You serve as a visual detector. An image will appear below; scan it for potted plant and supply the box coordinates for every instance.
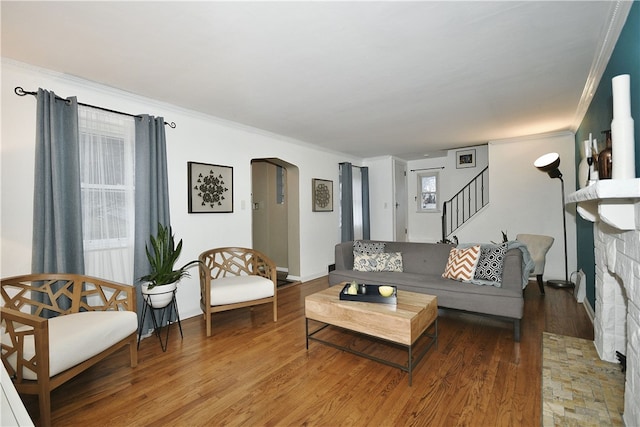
[139,223,200,308]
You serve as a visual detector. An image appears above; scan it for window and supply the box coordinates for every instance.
[78,106,135,283]
[351,166,364,239]
[417,172,439,212]
[276,165,285,204]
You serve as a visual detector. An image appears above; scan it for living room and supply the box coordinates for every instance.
[1,1,639,426]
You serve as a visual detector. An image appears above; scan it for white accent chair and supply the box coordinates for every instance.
[1,274,138,427]
[198,247,277,337]
[516,234,555,295]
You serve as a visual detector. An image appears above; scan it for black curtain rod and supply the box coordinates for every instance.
[14,86,176,128]
[410,166,445,172]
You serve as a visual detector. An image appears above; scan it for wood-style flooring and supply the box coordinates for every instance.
[21,276,593,426]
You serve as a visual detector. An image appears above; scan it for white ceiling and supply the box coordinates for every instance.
[1,1,630,160]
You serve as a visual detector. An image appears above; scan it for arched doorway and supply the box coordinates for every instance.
[251,158,301,282]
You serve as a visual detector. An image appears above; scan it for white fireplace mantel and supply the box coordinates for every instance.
[567,178,640,426]
[566,178,640,230]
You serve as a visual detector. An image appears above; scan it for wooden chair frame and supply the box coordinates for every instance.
[199,247,277,337]
[1,274,137,427]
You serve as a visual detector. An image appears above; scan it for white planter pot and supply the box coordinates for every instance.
[141,282,177,308]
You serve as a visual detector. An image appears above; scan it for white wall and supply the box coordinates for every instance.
[407,145,490,242]
[0,59,358,319]
[363,156,395,241]
[455,132,577,281]
[395,133,576,282]
[0,59,579,316]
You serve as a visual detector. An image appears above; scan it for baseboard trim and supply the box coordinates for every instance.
[583,298,595,324]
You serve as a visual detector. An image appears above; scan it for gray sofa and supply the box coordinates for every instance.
[328,240,531,341]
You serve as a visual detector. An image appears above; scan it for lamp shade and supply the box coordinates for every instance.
[534,152,562,178]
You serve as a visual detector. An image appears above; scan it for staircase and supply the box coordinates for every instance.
[441,166,489,242]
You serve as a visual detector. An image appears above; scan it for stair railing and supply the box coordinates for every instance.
[441,166,489,242]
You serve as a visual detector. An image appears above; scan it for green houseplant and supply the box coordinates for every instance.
[139,223,200,308]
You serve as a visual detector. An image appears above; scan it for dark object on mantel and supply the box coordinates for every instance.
[616,351,626,373]
[598,130,613,179]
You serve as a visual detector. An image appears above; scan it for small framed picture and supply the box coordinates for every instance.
[312,179,333,212]
[188,162,233,213]
[456,149,476,169]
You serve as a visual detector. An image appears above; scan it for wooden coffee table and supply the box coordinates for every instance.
[305,284,437,385]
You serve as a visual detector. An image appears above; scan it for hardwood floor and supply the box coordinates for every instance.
[22,277,593,426]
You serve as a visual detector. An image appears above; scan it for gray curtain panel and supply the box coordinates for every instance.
[339,162,371,242]
[31,89,85,315]
[133,114,172,334]
[361,166,370,240]
[339,162,354,242]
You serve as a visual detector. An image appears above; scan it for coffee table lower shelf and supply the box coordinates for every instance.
[305,318,437,386]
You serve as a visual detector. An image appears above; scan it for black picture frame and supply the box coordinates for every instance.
[312,178,333,212]
[188,162,233,213]
[456,149,476,169]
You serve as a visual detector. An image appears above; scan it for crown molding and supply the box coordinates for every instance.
[571,0,634,132]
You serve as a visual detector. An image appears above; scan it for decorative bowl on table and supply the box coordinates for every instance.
[378,285,395,297]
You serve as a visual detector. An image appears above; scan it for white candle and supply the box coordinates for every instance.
[611,74,635,179]
[591,139,599,180]
[584,140,590,159]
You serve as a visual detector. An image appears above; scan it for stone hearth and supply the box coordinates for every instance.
[568,179,640,426]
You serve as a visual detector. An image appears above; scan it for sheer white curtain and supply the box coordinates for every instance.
[78,106,135,284]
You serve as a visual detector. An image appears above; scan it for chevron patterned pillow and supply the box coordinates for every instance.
[442,245,481,282]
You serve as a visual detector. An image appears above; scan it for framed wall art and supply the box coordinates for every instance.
[456,149,476,169]
[312,178,333,212]
[188,162,233,213]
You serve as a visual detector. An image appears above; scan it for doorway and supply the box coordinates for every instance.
[251,158,301,282]
[394,159,408,241]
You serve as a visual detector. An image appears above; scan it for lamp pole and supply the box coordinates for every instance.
[533,152,574,288]
[548,174,573,288]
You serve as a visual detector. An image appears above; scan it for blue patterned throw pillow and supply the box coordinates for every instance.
[474,243,508,282]
[353,240,386,255]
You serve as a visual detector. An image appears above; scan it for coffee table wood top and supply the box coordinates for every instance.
[305,284,437,346]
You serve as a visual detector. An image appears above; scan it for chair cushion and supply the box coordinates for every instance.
[3,311,137,380]
[210,275,274,306]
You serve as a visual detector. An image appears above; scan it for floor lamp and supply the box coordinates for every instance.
[534,152,574,288]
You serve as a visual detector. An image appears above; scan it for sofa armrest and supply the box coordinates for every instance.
[335,241,354,270]
[501,248,525,292]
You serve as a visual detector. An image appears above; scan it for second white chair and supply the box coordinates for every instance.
[516,234,554,295]
[198,247,278,336]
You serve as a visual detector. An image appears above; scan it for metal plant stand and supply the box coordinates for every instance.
[137,288,183,352]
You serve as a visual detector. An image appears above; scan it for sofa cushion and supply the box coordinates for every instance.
[209,275,274,305]
[384,241,453,276]
[474,243,508,282]
[353,240,386,255]
[3,311,137,380]
[354,252,403,272]
[442,245,481,281]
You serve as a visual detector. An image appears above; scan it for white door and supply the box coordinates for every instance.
[394,160,408,241]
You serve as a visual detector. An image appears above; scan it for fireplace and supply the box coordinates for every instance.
[568,179,640,426]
